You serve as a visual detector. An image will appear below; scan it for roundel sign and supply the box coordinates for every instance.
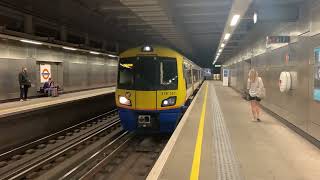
[40,64,51,83]
[279,71,291,93]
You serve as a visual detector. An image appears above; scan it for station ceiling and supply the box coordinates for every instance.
[0,0,306,67]
[77,0,233,67]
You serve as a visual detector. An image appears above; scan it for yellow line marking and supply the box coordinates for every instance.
[190,83,208,180]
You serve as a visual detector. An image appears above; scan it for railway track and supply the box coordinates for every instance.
[0,109,122,180]
[60,134,170,180]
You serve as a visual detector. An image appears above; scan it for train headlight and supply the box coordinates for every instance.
[119,96,131,106]
[141,45,153,52]
[161,96,176,107]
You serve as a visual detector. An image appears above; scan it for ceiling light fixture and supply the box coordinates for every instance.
[20,39,42,45]
[230,14,240,26]
[221,43,225,48]
[62,46,77,51]
[224,33,231,40]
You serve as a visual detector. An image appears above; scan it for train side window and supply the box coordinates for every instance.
[183,63,187,87]
[159,59,178,90]
[186,67,192,89]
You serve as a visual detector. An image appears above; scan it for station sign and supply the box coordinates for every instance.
[40,64,51,83]
[266,36,290,44]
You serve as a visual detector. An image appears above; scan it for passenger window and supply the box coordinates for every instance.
[159,59,178,90]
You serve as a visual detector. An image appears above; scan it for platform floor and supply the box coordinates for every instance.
[0,87,115,118]
[148,81,320,180]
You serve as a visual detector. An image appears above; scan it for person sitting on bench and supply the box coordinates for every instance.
[43,78,55,96]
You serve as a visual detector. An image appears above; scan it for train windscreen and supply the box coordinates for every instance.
[118,57,178,90]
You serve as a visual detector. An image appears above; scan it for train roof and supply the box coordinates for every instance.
[120,45,201,69]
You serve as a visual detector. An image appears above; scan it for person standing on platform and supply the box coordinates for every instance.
[247,69,265,122]
[18,67,31,101]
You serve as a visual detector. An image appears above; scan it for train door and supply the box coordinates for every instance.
[36,61,63,90]
[134,56,158,110]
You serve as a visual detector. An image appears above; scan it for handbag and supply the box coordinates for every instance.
[257,78,266,99]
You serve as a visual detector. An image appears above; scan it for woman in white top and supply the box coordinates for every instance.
[247,69,264,122]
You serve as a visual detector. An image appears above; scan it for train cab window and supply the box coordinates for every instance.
[118,58,135,89]
[159,59,178,90]
[135,56,159,91]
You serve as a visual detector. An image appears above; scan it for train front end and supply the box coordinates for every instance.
[115,46,186,133]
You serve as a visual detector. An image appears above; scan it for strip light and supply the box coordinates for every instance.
[62,46,77,51]
[90,51,100,55]
[224,33,231,40]
[221,43,225,48]
[20,39,42,45]
[108,54,117,58]
[230,15,240,26]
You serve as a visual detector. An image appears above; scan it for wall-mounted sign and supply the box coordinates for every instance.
[279,72,292,93]
[223,69,229,86]
[314,48,320,101]
[285,53,290,64]
[266,36,290,44]
[40,64,51,83]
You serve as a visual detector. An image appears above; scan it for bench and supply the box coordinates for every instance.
[37,87,63,97]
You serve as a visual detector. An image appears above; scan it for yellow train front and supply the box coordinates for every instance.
[115,45,202,133]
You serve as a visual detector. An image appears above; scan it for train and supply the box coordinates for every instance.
[115,45,204,133]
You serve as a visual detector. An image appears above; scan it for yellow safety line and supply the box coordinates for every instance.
[190,83,208,180]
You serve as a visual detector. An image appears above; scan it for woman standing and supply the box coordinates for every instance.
[247,69,264,122]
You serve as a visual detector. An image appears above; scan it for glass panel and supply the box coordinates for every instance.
[118,56,178,91]
[159,59,178,90]
[118,58,135,89]
[135,56,159,91]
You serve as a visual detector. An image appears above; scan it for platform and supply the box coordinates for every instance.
[0,87,115,118]
[148,81,320,180]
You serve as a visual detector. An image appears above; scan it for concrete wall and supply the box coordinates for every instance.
[0,38,118,101]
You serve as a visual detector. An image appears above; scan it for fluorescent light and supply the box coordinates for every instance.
[224,33,231,40]
[62,46,77,51]
[218,49,222,53]
[221,43,225,48]
[230,14,240,26]
[20,39,42,45]
[90,51,100,55]
[108,54,117,58]
[253,12,258,24]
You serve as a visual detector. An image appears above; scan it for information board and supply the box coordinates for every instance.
[314,48,320,101]
[223,69,229,86]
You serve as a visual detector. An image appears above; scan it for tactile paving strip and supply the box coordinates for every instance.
[211,84,243,180]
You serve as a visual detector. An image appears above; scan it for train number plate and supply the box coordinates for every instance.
[138,115,151,124]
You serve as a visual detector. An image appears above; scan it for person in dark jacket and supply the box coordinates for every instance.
[43,78,55,96]
[18,67,31,101]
